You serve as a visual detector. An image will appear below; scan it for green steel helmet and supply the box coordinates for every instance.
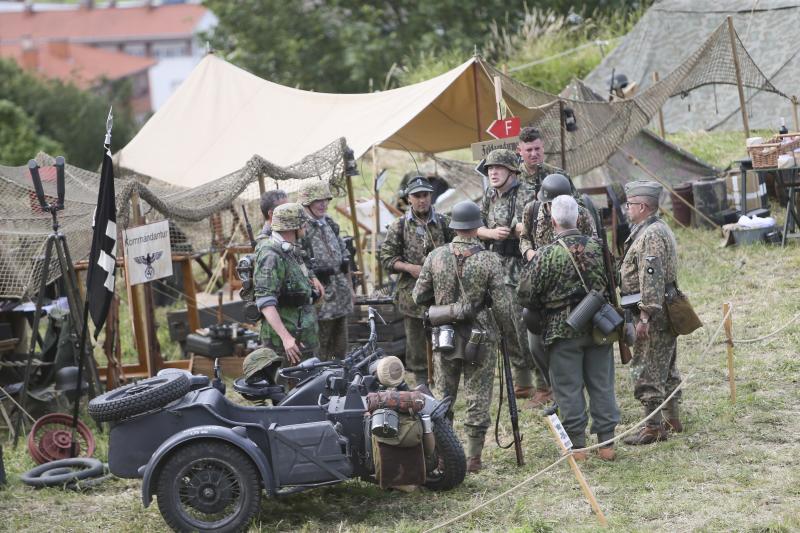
[485,149,520,173]
[449,200,483,230]
[242,347,282,384]
[298,181,333,206]
[271,202,307,231]
[537,173,572,203]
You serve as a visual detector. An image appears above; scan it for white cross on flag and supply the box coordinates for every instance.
[86,147,117,333]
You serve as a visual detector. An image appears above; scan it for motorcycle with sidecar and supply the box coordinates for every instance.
[89,308,466,533]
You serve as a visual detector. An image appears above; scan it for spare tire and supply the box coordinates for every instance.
[21,458,105,488]
[88,373,191,422]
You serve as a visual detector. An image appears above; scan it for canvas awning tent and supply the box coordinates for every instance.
[584,0,800,132]
[116,54,545,187]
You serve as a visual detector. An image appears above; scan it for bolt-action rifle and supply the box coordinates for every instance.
[241,205,256,249]
[494,314,524,466]
[596,210,632,364]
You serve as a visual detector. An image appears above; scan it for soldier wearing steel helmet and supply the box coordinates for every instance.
[517,126,572,193]
[297,180,354,360]
[380,176,453,386]
[518,173,597,407]
[476,148,540,401]
[412,200,516,474]
[253,202,321,364]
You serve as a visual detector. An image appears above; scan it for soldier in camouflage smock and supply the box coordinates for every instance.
[254,203,319,364]
[477,149,540,399]
[517,195,619,459]
[413,201,516,473]
[519,174,596,261]
[619,181,682,445]
[298,181,354,360]
[380,177,453,385]
[517,126,571,193]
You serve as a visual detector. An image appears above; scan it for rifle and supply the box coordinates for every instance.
[494,313,524,466]
[594,206,633,365]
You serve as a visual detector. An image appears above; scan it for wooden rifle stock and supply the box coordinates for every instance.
[499,333,524,466]
[597,216,632,364]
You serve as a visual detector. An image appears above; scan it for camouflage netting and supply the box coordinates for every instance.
[0,138,347,300]
[480,19,786,176]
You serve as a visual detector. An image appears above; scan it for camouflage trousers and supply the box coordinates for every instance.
[403,316,429,383]
[630,312,681,405]
[433,347,497,458]
[317,316,348,361]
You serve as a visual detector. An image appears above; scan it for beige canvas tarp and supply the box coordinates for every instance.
[116,54,542,187]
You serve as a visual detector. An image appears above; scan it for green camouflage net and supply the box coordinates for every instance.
[0,138,347,300]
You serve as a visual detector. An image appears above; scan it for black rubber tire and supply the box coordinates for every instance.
[156,440,261,533]
[21,458,104,487]
[424,419,466,491]
[88,373,191,422]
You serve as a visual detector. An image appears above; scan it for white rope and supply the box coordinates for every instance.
[732,312,800,344]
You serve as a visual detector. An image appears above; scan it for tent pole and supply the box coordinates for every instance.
[653,71,666,138]
[559,99,567,171]
[472,61,483,141]
[727,16,750,139]
[346,172,368,294]
[792,96,799,131]
[257,175,265,196]
[371,145,381,288]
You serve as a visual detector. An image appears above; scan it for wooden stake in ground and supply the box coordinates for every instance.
[723,302,736,403]
[653,71,666,138]
[544,413,608,526]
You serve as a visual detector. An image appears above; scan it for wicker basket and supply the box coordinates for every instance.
[748,132,800,169]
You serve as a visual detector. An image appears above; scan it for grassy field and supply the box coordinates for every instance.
[2,200,799,532]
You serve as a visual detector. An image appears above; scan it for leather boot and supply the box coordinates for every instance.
[624,403,668,445]
[663,399,683,433]
[571,449,588,461]
[596,446,616,461]
[514,385,535,399]
[466,455,482,473]
[527,387,553,408]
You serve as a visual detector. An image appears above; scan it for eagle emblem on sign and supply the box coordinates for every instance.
[134,251,163,280]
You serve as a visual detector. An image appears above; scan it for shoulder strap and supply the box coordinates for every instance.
[557,238,589,292]
[448,243,474,303]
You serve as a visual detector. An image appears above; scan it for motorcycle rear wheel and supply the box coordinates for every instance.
[156,440,261,533]
[424,419,466,491]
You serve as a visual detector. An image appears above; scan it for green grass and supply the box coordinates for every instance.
[666,130,776,170]
[2,200,800,532]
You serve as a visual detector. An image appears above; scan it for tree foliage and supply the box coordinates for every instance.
[0,99,64,166]
[203,0,647,93]
[0,59,138,169]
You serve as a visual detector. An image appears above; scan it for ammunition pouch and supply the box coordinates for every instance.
[278,290,311,307]
[490,238,522,258]
[426,302,475,326]
[313,266,336,285]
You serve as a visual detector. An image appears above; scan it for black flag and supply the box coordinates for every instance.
[86,146,117,333]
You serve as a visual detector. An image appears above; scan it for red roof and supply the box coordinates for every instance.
[0,4,208,44]
[0,41,156,89]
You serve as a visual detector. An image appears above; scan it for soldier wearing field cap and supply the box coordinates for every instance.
[477,148,543,402]
[381,176,453,386]
[297,180,354,360]
[619,180,682,445]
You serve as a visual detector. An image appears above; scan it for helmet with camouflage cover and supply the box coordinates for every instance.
[242,347,282,384]
[298,181,333,206]
[271,202,306,231]
[537,173,572,203]
[485,149,520,173]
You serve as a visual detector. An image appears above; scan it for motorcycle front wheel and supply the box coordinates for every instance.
[424,419,466,491]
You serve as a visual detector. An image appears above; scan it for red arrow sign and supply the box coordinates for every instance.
[486,117,521,140]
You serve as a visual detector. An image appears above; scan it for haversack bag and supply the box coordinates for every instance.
[664,289,702,336]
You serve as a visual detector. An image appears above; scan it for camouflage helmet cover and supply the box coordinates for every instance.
[242,347,282,383]
[271,202,307,231]
[298,181,333,206]
[485,149,520,173]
